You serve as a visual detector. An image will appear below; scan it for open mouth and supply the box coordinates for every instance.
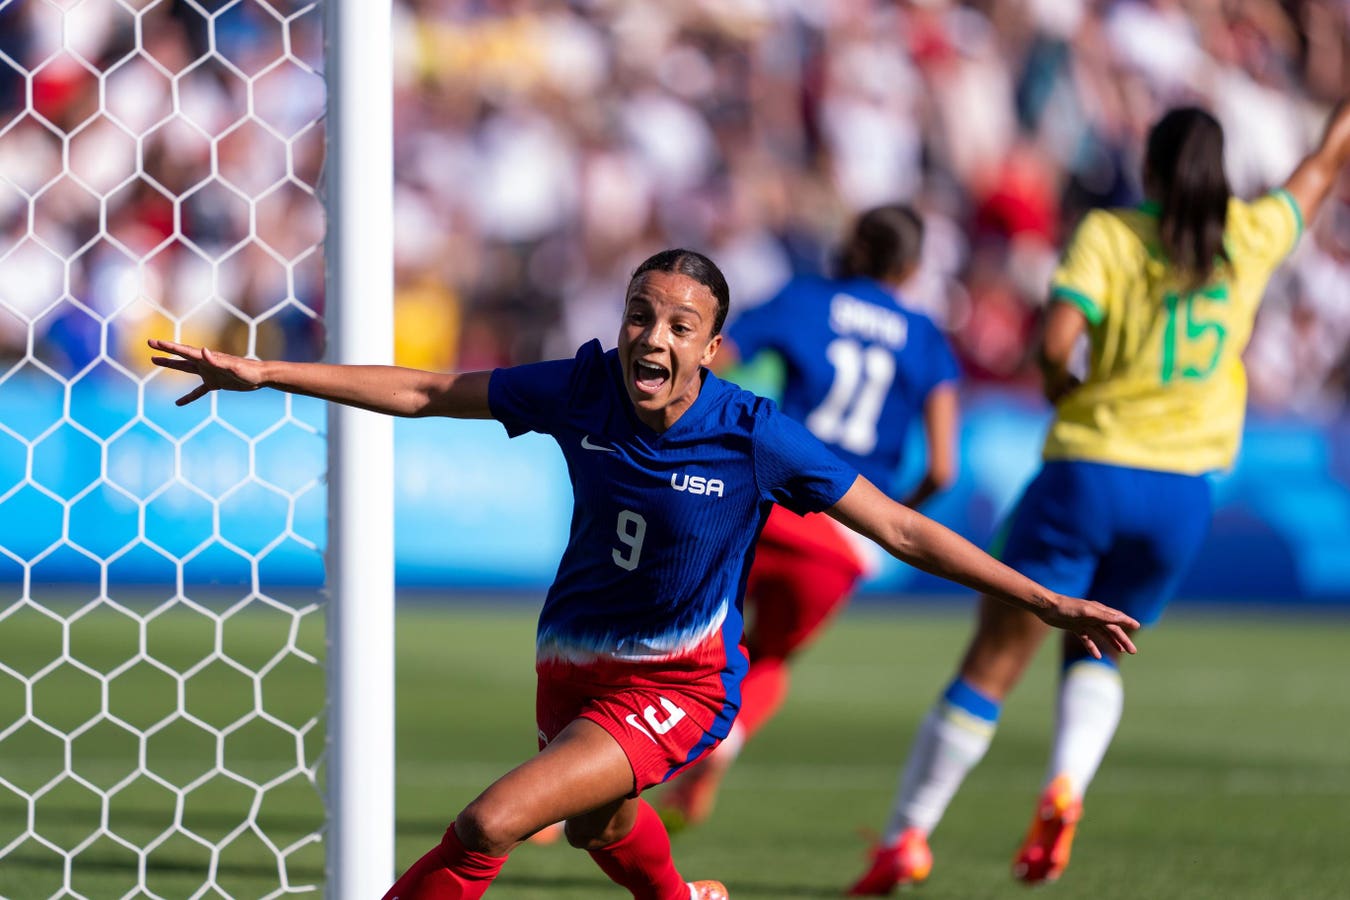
[633,359,670,394]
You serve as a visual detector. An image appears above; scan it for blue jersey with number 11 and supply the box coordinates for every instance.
[488,340,857,668]
[728,276,958,492]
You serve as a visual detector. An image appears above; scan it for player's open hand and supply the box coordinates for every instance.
[1038,595,1140,659]
[148,339,265,406]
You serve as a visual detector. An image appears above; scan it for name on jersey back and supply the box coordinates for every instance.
[829,293,908,349]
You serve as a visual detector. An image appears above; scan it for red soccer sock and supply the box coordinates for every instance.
[382,823,507,900]
[734,657,788,739]
[587,800,688,900]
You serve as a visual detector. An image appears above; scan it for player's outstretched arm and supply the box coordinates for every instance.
[1283,98,1350,225]
[147,338,494,419]
[900,382,958,510]
[826,476,1139,658]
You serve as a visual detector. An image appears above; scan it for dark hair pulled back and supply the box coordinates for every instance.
[1146,107,1231,287]
[836,204,925,282]
[629,248,731,335]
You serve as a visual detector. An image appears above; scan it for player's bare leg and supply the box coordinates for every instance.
[385,719,657,899]
[848,596,1050,894]
[388,718,726,897]
[956,594,1052,700]
[561,763,722,899]
[483,719,720,899]
[456,718,636,856]
[559,792,690,898]
[1012,633,1124,884]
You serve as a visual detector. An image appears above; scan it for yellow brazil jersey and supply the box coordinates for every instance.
[1044,190,1303,474]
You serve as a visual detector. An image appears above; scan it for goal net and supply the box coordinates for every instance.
[0,2,335,897]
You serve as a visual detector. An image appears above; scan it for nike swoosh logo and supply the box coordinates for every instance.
[624,713,658,744]
[581,435,617,452]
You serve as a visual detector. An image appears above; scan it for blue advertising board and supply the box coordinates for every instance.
[1,373,1347,604]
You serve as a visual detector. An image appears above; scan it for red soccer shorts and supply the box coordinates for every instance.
[744,505,867,660]
[536,634,737,794]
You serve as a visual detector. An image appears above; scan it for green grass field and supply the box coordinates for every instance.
[2,600,1348,899]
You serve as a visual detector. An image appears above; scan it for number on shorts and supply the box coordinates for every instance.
[805,338,895,454]
[612,509,646,571]
[644,697,686,734]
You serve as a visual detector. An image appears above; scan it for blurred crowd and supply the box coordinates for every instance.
[0,0,1347,416]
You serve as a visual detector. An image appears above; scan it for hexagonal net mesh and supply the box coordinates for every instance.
[0,2,328,897]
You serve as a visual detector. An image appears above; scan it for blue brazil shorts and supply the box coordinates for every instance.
[994,460,1212,626]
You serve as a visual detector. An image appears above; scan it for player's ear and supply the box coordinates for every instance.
[700,333,723,368]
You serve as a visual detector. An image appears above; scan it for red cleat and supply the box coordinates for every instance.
[1012,775,1082,884]
[687,879,729,899]
[657,755,727,834]
[845,827,932,895]
[527,821,564,845]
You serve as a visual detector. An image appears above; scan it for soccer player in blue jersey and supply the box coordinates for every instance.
[847,100,1350,895]
[150,249,1139,900]
[658,205,961,830]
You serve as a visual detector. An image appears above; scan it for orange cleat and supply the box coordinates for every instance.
[1012,775,1082,884]
[527,821,565,845]
[687,879,729,899]
[657,756,726,834]
[845,827,932,895]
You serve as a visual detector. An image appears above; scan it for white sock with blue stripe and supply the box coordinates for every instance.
[882,677,1000,844]
[1048,658,1123,796]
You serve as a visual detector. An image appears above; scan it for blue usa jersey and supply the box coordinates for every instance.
[488,340,857,667]
[728,275,959,492]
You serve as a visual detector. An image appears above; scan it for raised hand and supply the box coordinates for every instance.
[148,339,266,406]
[1037,595,1140,659]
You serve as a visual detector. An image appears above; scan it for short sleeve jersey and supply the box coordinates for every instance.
[488,340,858,667]
[727,275,959,492]
[1045,190,1303,474]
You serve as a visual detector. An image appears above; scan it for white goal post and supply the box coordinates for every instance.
[0,1,395,897]
[323,0,396,897]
